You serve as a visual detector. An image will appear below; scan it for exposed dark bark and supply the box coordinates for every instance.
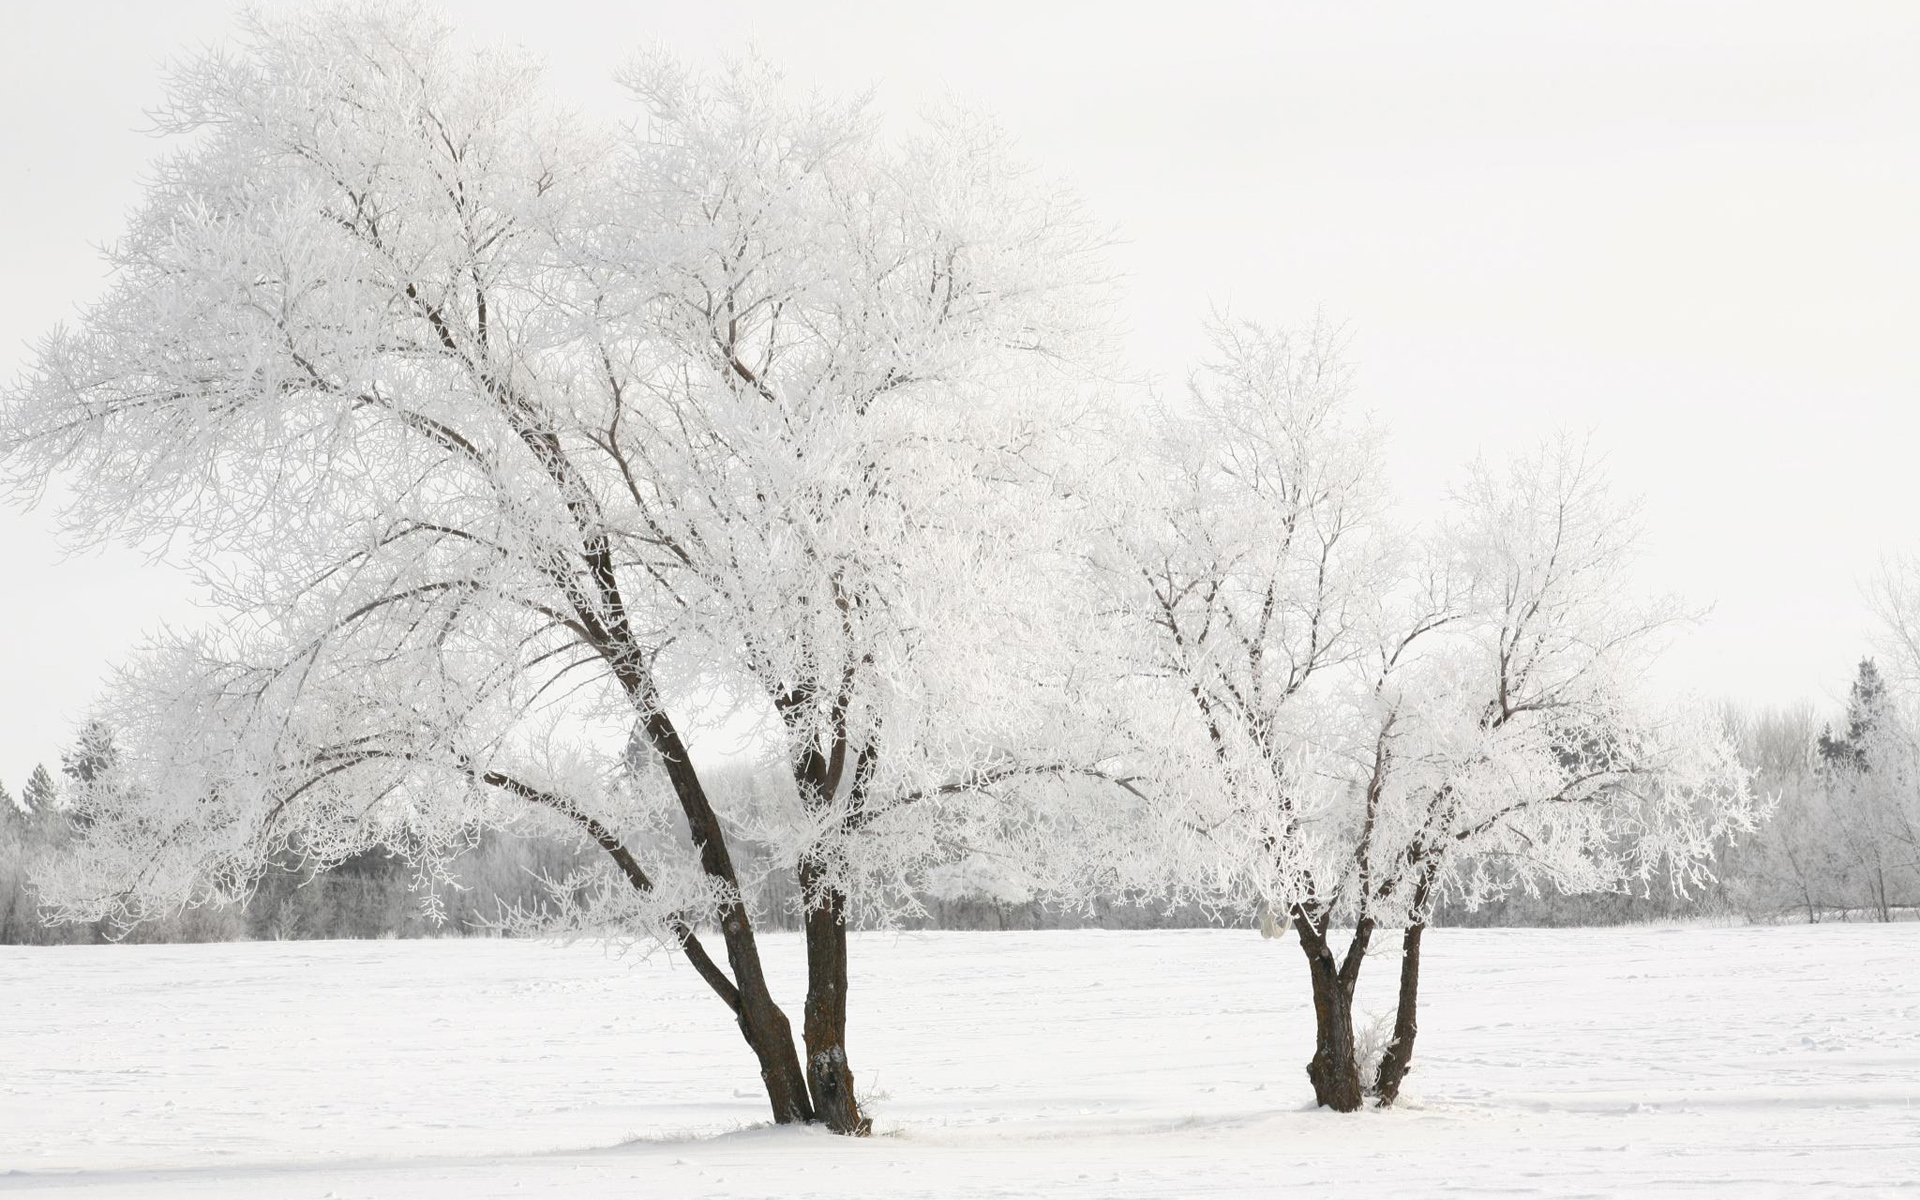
[479,758,815,1126]
[1373,920,1425,1107]
[785,703,872,1136]
[725,928,816,1126]
[495,351,822,1127]
[1293,908,1366,1112]
[1375,869,1435,1108]
[641,706,814,1126]
[799,857,871,1135]
[307,200,836,1132]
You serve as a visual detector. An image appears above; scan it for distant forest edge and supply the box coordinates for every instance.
[6,657,1914,944]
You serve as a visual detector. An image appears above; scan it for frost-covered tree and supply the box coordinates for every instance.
[1721,668,1920,925]
[1087,314,1393,1106]
[1865,561,1920,903]
[1304,442,1756,1107]
[1,7,1109,1133]
[1089,314,1388,891]
[1811,657,1920,919]
[1095,325,1756,1111]
[1869,555,1920,696]
[1817,660,1892,774]
[0,778,25,941]
[1722,704,1839,922]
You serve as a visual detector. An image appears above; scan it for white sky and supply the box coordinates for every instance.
[2,1,1917,785]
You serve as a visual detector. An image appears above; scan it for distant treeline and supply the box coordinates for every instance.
[5,660,1915,944]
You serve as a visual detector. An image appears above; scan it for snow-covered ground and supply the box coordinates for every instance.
[3,925,1917,1198]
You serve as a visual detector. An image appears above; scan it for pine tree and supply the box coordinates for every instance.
[1812,658,1914,920]
[60,722,118,787]
[1818,658,1890,773]
[22,765,59,822]
[59,724,117,829]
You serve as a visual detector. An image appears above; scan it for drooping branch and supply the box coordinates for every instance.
[477,767,741,1014]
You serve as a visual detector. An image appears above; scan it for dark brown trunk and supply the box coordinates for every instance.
[1294,911,1364,1112]
[723,917,815,1125]
[781,711,874,1135]
[486,759,813,1126]
[517,390,821,1130]
[1373,920,1425,1107]
[636,705,815,1126]
[799,859,870,1135]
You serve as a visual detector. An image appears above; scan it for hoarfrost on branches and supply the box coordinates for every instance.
[1070,317,1757,1109]
[2,6,1118,1133]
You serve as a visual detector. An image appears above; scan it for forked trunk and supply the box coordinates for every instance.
[785,721,874,1135]
[719,906,816,1126]
[800,862,871,1135]
[1373,920,1425,1107]
[541,451,838,1130]
[1294,913,1365,1112]
[630,702,819,1127]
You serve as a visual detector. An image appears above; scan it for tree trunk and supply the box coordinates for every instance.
[722,909,816,1126]
[488,755,816,1128]
[1373,920,1425,1107]
[783,716,874,1134]
[633,704,817,1126]
[1294,913,1364,1111]
[799,860,871,1135]
[546,441,826,1130]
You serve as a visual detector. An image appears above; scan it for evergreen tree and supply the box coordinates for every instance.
[22,765,59,822]
[59,724,117,830]
[1811,658,1915,920]
[1818,658,1890,772]
[60,722,118,787]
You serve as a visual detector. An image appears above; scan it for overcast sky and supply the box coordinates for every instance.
[2,1,1917,785]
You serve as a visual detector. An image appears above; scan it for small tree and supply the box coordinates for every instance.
[1321,442,1756,1106]
[1091,314,1388,1108]
[1097,324,1755,1110]
[3,7,1109,1133]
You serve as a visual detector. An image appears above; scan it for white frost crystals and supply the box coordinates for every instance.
[1,5,1118,1134]
[0,2,1759,1131]
[1061,317,1760,1110]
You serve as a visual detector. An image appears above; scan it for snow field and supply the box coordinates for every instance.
[3,924,1918,1197]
